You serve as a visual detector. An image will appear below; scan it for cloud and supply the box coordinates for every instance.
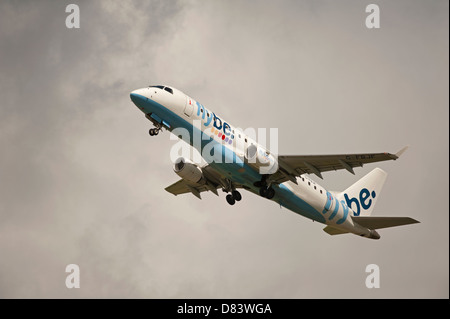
[0,0,448,298]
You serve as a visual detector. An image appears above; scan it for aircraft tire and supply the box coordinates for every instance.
[226,194,235,205]
[259,187,268,197]
[232,190,242,201]
[266,187,275,199]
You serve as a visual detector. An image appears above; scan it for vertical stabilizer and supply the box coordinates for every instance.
[338,168,387,216]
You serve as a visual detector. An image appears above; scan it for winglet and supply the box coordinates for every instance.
[394,146,409,159]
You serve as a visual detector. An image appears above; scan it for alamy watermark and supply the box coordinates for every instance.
[365,264,380,289]
[65,264,80,289]
[366,4,380,29]
[168,120,279,174]
[65,4,80,29]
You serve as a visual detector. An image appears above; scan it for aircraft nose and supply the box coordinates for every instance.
[130,88,147,107]
[130,89,141,104]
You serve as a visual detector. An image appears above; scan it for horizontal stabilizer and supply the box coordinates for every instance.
[323,226,350,236]
[352,216,419,230]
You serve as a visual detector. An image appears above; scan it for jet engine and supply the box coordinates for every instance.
[173,157,205,184]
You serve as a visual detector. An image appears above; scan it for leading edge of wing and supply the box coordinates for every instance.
[277,147,408,179]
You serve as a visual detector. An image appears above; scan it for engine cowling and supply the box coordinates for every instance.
[245,144,278,174]
[173,157,205,184]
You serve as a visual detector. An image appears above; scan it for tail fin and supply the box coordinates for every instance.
[338,168,387,217]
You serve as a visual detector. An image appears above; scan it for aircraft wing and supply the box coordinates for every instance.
[270,147,408,182]
[165,179,216,199]
[165,164,243,199]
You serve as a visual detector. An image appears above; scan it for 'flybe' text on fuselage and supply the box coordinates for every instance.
[196,101,235,141]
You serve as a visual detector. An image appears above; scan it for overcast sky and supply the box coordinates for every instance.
[0,0,448,298]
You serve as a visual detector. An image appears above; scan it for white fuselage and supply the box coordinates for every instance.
[130,86,379,239]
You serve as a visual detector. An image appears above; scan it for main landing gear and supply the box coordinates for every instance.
[226,190,242,206]
[254,175,276,199]
[259,186,275,199]
[222,179,242,206]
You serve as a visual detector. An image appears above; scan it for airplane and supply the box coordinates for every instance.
[130,85,419,239]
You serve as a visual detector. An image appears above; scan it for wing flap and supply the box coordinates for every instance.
[165,179,217,199]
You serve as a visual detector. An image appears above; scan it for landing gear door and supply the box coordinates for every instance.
[184,96,194,117]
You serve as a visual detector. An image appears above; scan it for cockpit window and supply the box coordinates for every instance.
[164,87,173,94]
[148,85,173,94]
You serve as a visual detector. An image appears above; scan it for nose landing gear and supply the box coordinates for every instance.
[149,128,159,136]
[149,125,162,136]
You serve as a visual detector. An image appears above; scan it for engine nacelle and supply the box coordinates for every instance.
[245,144,278,174]
[173,157,205,184]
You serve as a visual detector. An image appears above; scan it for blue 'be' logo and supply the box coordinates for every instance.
[344,188,376,216]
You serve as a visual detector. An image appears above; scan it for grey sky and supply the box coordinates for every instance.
[0,0,448,298]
